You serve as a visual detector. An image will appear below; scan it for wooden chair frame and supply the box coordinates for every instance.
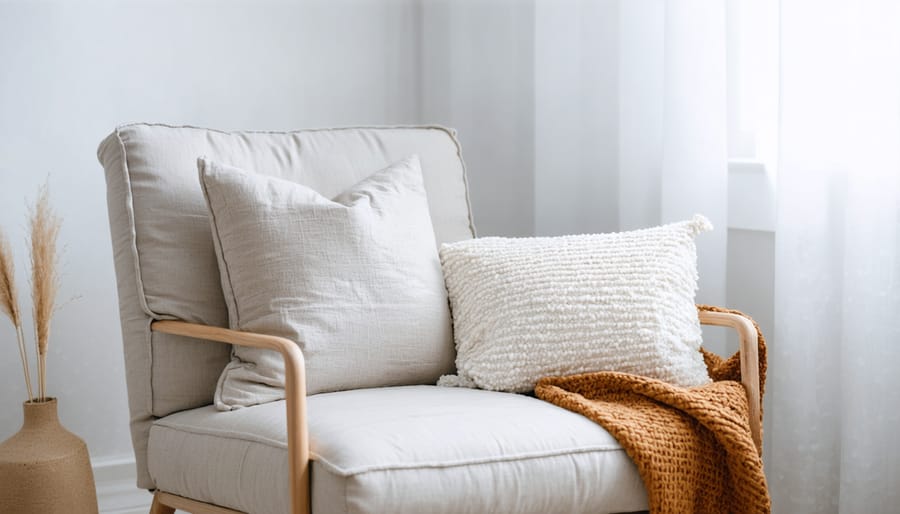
[146,309,761,514]
[148,321,309,514]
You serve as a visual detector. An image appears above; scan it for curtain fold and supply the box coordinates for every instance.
[616,0,730,309]
[658,0,728,308]
[534,0,729,306]
[769,0,900,511]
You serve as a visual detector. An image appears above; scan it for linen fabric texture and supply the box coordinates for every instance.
[199,155,455,409]
[438,215,714,392]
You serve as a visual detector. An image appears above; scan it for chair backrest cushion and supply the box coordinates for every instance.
[98,124,475,489]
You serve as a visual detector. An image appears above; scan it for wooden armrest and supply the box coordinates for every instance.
[151,321,310,514]
[697,310,762,452]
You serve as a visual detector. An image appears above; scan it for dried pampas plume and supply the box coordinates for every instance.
[1,182,64,403]
[1,230,34,401]
[29,184,61,402]
[0,232,20,326]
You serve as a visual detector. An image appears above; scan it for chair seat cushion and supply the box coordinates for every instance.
[147,385,648,514]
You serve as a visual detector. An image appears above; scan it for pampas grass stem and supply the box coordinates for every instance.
[29,184,61,402]
[17,325,34,402]
[1,230,34,402]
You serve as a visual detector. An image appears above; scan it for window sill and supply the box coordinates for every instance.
[727,159,775,233]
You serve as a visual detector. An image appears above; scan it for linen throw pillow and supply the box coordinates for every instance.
[438,216,713,392]
[199,155,455,410]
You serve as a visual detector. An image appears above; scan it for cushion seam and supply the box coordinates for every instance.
[116,121,459,139]
[113,123,477,239]
[113,126,155,318]
[437,125,477,238]
[152,421,287,450]
[151,422,623,477]
[313,445,626,477]
[113,127,156,417]
[197,161,242,327]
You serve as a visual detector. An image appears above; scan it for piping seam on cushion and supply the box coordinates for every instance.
[150,422,624,478]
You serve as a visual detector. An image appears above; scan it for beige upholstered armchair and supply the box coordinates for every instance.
[98,124,760,514]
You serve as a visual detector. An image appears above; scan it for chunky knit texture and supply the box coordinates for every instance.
[439,215,713,392]
[536,305,770,514]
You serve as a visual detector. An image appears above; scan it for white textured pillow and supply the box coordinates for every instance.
[199,155,454,410]
[438,216,713,392]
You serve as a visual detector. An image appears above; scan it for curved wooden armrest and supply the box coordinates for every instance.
[697,310,762,453]
[150,321,310,514]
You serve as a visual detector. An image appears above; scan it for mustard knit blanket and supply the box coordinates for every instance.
[535,306,771,514]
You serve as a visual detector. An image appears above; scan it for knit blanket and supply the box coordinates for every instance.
[535,306,771,514]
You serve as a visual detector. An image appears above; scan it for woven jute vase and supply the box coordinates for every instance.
[0,398,99,514]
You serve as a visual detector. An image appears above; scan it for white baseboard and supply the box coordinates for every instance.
[92,456,153,514]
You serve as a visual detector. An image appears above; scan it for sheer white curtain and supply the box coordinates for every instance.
[620,0,728,310]
[442,2,899,506]
[769,0,900,510]
[534,0,728,309]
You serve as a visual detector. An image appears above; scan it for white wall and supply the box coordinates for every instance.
[534,0,621,236]
[419,0,536,236]
[0,0,422,462]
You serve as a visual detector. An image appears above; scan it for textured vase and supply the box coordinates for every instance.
[0,398,99,514]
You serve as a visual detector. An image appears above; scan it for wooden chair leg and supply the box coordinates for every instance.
[150,491,176,514]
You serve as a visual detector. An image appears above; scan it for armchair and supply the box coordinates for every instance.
[99,124,762,514]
